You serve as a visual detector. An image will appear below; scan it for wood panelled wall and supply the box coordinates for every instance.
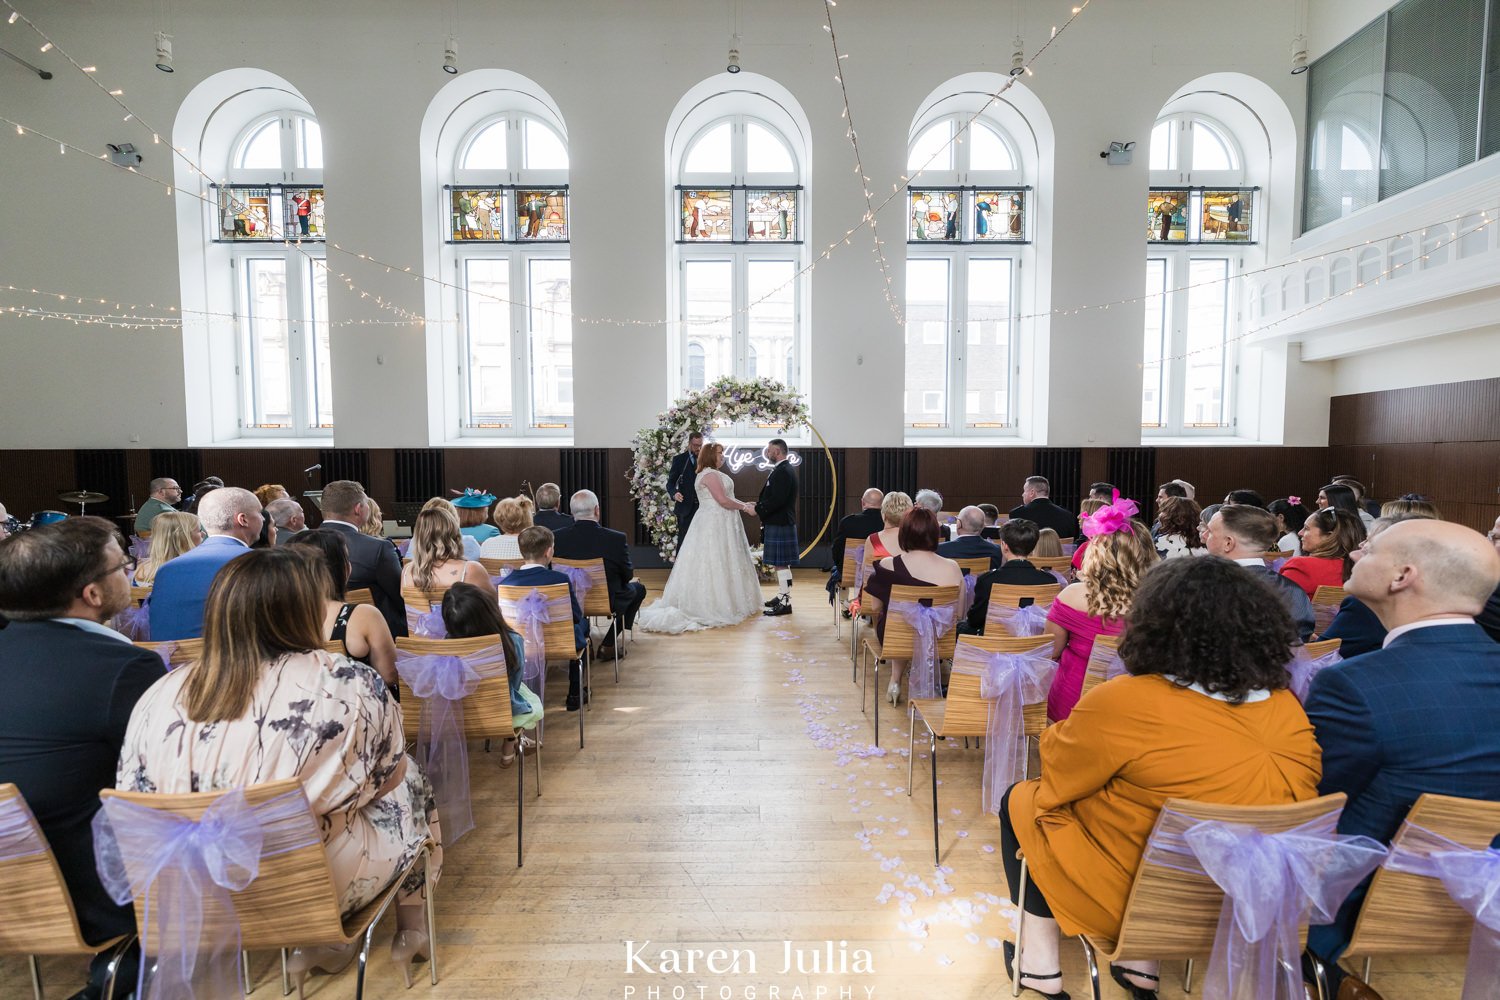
[1330,377,1500,532]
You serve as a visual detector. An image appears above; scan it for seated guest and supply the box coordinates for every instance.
[452,488,499,545]
[1154,495,1206,560]
[848,492,912,616]
[1002,556,1320,999]
[0,518,165,999]
[1087,482,1116,503]
[440,583,542,765]
[1316,482,1372,526]
[133,477,183,535]
[320,481,407,637]
[0,500,14,540]
[1201,504,1316,641]
[963,518,1059,635]
[1033,528,1064,558]
[1009,476,1080,540]
[1482,513,1500,643]
[504,525,590,710]
[1153,480,1188,529]
[1044,499,1158,721]
[862,507,963,706]
[362,497,388,538]
[552,490,646,657]
[936,505,1003,569]
[1268,497,1309,555]
[978,503,1002,540]
[1332,475,1381,521]
[287,529,397,686]
[480,496,535,562]
[1223,488,1267,508]
[266,497,307,543]
[1069,499,1108,572]
[1305,519,1500,990]
[1316,516,1432,657]
[148,487,263,641]
[117,548,440,989]
[183,476,224,516]
[827,489,885,603]
[1172,478,1196,500]
[1281,507,1365,597]
[1380,494,1441,519]
[914,488,953,541]
[254,483,289,507]
[131,510,201,586]
[403,507,495,597]
[532,482,574,533]
[418,497,482,560]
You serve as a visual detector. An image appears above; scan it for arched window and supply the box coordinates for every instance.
[904,89,1034,437]
[669,78,810,430]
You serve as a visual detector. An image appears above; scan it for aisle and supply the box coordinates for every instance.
[3,570,1465,999]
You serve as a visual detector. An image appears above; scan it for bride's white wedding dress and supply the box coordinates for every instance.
[636,468,764,633]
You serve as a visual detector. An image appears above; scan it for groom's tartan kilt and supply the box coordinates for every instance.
[762,523,800,567]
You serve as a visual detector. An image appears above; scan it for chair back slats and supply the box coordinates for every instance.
[1079,632,1123,700]
[394,636,517,745]
[497,583,580,658]
[550,557,612,617]
[1346,793,1500,959]
[942,634,1055,735]
[839,541,865,595]
[129,585,151,608]
[0,784,103,954]
[133,638,205,670]
[98,779,348,949]
[1301,638,1342,659]
[1311,585,1346,607]
[855,545,881,618]
[478,557,524,578]
[985,584,1062,634]
[879,584,961,661]
[1028,555,1073,574]
[402,585,451,634]
[1106,794,1348,961]
[951,557,991,578]
[344,587,374,607]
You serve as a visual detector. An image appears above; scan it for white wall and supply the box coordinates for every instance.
[0,0,1429,450]
[1330,324,1500,395]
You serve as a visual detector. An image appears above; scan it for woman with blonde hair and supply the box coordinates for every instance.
[416,496,482,560]
[1033,528,1065,558]
[361,497,387,537]
[131,511,202,586]
[1044,495,1159,721]
[1380,494,1441,520]
[848,491,912,616]
[402,506,495,597]
[480,496,535,561]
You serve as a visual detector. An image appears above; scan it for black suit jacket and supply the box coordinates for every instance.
[534,509,575,534]
[966,559,1059,633]
[1321,595,1387,657]
[552,520,636,610]
[830,509,885,574]
[757,462,797,526]
[1007,499,1081,540]
[0,621,165,942]
[324,520,406,637]
[937,534,1005,571]
[666,452,701,517]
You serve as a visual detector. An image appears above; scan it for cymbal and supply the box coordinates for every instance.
[58,490,109,504]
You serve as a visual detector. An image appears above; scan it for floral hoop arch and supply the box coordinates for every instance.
[628,377,837,562]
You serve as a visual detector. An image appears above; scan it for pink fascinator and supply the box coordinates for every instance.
[1288,495,1302,506]
[1080,489,1140,539]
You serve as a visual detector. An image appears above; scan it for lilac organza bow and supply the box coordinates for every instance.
[148,642,178,670]
[969,645,1057,814]
[959,573,979,620]
[93,788,321,999]
[408,603,446,638]
[500,590,573,696]
[1312,601,1340,635]
[556,565,597,611]
[1144,808,1388,1000]
[989,602,1050,637]
[888,600,956,700]
[1061,542,1078,557]
[395,642,508,844]
[1386,825,1500,1000]
[1048,569,1070,587]
[1269,557,1289,573]
[113,605,151,642]
[1080,489,1140,539]
[397,538,411,558]
[1285,645,1343,702]
[0,795,46,862]
[129,536,151,560]
[489,568,514,588]
[850,544,868,594]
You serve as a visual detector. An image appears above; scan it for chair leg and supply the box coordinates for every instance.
[1078,935,1103,1000]
[102,936,133,1000]
[424,847,439,985]
[1183,957,1194,993]
[930,730,940,866]
[517,738,526,868]
[1012,860,1028,998]
[353,910,379,1000]
[1306,953,1331,1000]
[613,636,620,684]
[907,720,916,792]
[1362,957,1372,984]
[280,948,291,997]
[242,948,253,993]
[28,954,41,1000]
[874,659,881,746]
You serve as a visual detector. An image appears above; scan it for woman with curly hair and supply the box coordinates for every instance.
[480,496,536,561]
[1152,495,1205,560]
[999,556,1321,1000]
[1043,496,1159,722]
[1280,507,1365,597]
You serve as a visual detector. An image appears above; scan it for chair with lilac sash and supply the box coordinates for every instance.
[1078,633,1125,702]
[111,604,152,642]
[834,541,867,643]
[1311,585,1346,635]
[986,583,1062,637]
[395,636,539,867]
[552,557,616,680]
[1318,792,1500,996]
[478,557,523,588]
[133,638,203,671]
[498,583,587,750]
[344,587,375,608]
[848,543,880,674]
[908,634,1054,866]
[950,558,991,624]
[1285,638,1342,702]
[860,584,960,747]
[95,779,436,999]
[128,585,151,608]
[402,585,452,639]
[0,784,134,1000]
[1030,555,1074,580]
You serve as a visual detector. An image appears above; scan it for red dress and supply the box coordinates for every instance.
[1279,556,1344,597]
[1046,599,1125,722]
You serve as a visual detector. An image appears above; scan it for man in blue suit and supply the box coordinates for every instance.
[1304,519,1500,989]
[936,506,1004,570]
[505,525,589,711]
[148,486,264,641]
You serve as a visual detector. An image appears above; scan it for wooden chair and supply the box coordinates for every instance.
[833,539,869,641]
[1311,585,1346,633]
[1302,637,1342,659]
[985,584,1063,636]
[1312,585,1346,608]
[551,557,619,682]
[860,584,961,747]
[909,634,1053,865]
[1328,793,1500,991]
[100,779,435,1000]
[498,583,590,750]
[478,557,524,581]
[396,636,540,867]
[402,585,452,637]
[0,785,133,1000]
[128,585,151,608]
[133,638,204,670]
[344,587,374,607]
[1027,554,1073,576]
[849,544,881,675]
[1015,793,1349,1000]
[1077,633,1123,702]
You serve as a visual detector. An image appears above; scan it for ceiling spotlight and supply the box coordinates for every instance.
[1290,34,1309,74]
[727,46,741,73]
[1010,36,1025,76]
[154,31,173,72]
[442,36,458,74]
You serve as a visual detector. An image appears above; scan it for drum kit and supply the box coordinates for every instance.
[10,490,113,533]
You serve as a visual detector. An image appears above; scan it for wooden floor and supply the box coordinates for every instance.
[6,569,1467,999]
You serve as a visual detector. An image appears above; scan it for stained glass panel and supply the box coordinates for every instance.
[282,188,326,240]
[746,189,797,242]
[1199,190,1253,242]
[680,190,733,241]
[218,187,275,240]
[974,190,1025,241]
[909,190,961,242]
[451,189,507,241]
[517,189,568,241]
[1147,190,1190,242]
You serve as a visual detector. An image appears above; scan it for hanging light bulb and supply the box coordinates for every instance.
[1290,34,1309,74]
[442,36,458,74]
[154,31,173,72]
[727,33,741,74]
[1010,35,1025,76]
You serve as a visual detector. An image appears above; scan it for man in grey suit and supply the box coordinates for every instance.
[265,497,306,542]
[316,480,406,637]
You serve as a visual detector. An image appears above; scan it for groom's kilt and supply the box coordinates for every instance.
[762,523,800,566]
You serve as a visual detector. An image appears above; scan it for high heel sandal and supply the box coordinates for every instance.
[1108,963,1159,1000]
[1003,941,1070,999]
[887,679,902,706]
[390,930,431,989]
[285,942,358,999]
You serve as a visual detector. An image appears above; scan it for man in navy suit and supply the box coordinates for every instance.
[665,431,704,551]
[937,506,1004,570]
[504,525,590,710]
[553,489,646,655]
[532,482,575,534]
[1304,519,1500,986]
[317,480,406,637]
[961,518,1059,634]
[147,486,263,641]
[0,517,164,998]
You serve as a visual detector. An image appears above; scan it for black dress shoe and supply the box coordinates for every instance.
[764,599,792,617]
[565,689,591,711]
[765,596,783,608]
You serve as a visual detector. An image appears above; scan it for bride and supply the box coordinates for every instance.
[636,442,765,633]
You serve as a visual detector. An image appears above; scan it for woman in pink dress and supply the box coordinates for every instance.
[1044,492,1159,721]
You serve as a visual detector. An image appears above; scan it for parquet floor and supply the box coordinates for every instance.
[5,570,1465,999]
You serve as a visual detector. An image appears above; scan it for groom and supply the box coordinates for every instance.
[754,438,799,617]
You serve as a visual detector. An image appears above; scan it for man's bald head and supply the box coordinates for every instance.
[197,487,265,544]
[861,488,884,510]
[956,506,985,536]
[1348,519,1500,627]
